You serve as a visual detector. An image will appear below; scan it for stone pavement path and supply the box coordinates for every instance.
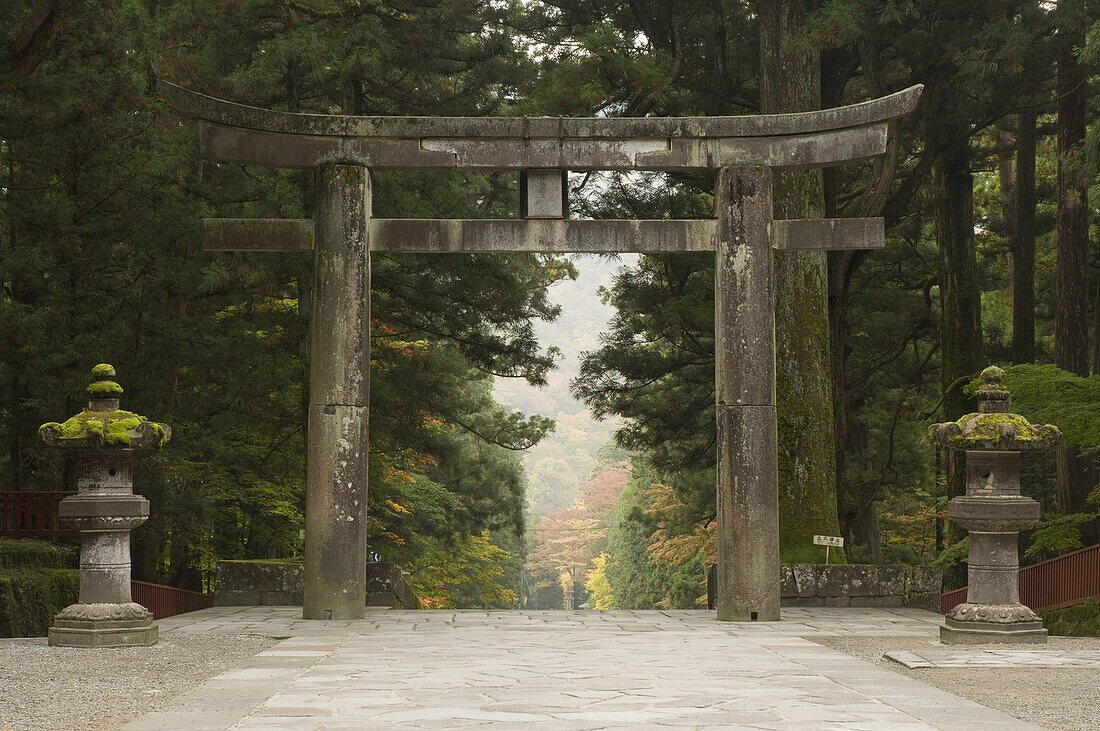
[121,607,1042,730]
[886,648,1100,669]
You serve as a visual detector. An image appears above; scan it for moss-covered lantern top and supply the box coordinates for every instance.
[39,364,171,450]
[927,366,1059,452]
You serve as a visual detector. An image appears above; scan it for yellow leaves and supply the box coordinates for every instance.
[421,416,448,436]
[210,297,299,342]
[366,515,406,546]
[644,482,682,517]
[647,524,715,568]
[525,462,630,605]
[585,553,615,611]
[371,335,430,355]
[405,531,518,609]
[559,568,574,593]
[378,458,429,486]
[527,510,603,579]
[385,499,411,515]
[645,482,716,568]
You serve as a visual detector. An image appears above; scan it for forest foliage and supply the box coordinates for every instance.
[1,1,1097,608]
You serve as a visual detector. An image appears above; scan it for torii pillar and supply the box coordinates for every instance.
[715,166,779,621]
[304,165,372,619]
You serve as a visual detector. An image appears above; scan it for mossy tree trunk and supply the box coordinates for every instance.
[759,0,843,563]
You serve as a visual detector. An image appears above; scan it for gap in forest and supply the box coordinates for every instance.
[493,254,635,609]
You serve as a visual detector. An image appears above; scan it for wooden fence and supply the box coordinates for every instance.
[941,543,1100,614]
[131,580,214,619]
[0,492,77,538]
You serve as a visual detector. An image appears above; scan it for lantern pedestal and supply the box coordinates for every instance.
[49,603,158,648]
[49,494,157,647]
[941,608,1047,644]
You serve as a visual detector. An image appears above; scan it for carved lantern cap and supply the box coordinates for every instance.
[39,364,172,450]
[927,366,1060,452]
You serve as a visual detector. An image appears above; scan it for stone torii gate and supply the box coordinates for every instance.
[163,81,921,622]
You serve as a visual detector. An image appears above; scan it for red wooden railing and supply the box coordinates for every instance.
[941,543,1100,614]
[0,492,78,537]
[132,580,214,619]
[940,585,968,613]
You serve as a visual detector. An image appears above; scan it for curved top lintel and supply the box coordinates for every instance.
[159,80,922,141]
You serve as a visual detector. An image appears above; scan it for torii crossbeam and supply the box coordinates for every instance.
[163,81,922,622]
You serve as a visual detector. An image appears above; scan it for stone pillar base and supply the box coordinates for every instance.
[48,602,158,648]
[940,603,1047,645]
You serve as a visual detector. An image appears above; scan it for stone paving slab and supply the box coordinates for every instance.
[155,605,945,638]
[122,607,1044,730]
[886,648,1100,669]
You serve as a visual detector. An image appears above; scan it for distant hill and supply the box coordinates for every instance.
[494,254,634,517]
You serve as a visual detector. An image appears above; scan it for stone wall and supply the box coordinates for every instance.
[214,560,304,607]
[707,563,941,612]
[215,560,419,609]
[1042,599,1100,637]
[781,564,941,611]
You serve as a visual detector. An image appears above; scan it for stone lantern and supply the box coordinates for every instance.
[928,366,1060,644]
[39,364,171,647]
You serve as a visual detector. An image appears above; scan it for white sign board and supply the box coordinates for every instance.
[813,535,844,547]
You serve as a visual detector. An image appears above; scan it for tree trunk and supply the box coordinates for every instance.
[1054,14,1092,522]
[853,500,882,564]
[931,118,982,423]
[997,124,1015,240]
[1094,273,1100,374]
[927,86,983,522]
[1055,18,1089,377]
[759,0,843,563]
[1012,110,1037,365]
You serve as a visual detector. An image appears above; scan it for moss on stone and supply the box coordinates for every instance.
[966,364,1100,454]
[1041,600,1100,637]
[39,409,169,448]
[0,566,80,638]
[91,363,116,379]
[0,538,75,570]
[927,411,1060,451]
[86,379,123,396]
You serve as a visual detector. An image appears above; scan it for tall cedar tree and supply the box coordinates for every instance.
[760,0,845,559]
[1053,0,1094,529]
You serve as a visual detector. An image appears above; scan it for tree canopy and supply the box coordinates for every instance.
[1,0,1097,607]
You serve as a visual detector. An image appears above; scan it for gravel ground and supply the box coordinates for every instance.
[816,635,1100,731]
[0,633,275,731]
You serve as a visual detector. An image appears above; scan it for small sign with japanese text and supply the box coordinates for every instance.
[813,535,843,564]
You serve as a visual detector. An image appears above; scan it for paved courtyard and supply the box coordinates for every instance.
[886,647,1100,669]
[115,606,1049,730]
